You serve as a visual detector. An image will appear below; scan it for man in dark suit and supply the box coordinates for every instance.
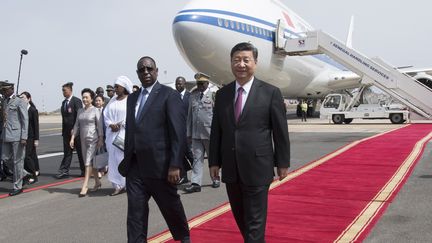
[56,82,85,178]
[209,42,290,243]
[118,56,190,242]
[175,76,193,185]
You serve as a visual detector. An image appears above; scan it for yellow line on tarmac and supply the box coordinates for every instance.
[149,125,409,242]
[40,128,61,132]
[335,130,432,242]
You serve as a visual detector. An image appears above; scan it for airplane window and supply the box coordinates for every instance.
[241,23,245,31]
[259,28,263,35]
[217,18,223,27]
[230,20,235,29]
[246,24,250,32]
[236,21,240,30]
[224,19,229,28]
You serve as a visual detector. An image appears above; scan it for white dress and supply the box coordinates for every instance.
[103,96,127,189]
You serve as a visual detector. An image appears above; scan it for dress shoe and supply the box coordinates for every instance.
[79,188,88,197]
[90,182,102,192]
[35,171,40,177]
[180,236,191,243]
[183,183,201,193]
[28,177,38,185]
[177,176,189,185]
[212,180,220,188]
[55,172,69,179]
[110,187,125,196]
[9,189,23,196]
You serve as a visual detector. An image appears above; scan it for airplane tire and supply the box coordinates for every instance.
[390,113,405,124]
[332,114,344,124]
[344,118,353,124]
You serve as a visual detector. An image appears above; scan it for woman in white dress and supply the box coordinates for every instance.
[104,76,133,196]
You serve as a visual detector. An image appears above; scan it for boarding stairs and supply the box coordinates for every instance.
[274,24,432,119]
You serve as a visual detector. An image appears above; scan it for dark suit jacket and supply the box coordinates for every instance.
[27,106,39,140]
[182,90,191,112]
[61,96,82,137]
[119,82,186,179]
[209,78,290,186]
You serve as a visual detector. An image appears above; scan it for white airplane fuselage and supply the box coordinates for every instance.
[172,0,361,98]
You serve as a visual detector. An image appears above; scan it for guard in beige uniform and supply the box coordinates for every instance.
[1,83,29,196]
[184,74,220,193]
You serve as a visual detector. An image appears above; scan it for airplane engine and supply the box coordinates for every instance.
[414,73,432,89]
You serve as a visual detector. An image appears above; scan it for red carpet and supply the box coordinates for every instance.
[150,124,432,242]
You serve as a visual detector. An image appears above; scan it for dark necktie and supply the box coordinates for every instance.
[63,99,69,112]
[199,92,204,100]
[136,89,149,119]
[234,87,244,123]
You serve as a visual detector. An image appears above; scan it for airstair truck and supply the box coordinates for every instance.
[319,87,409,124]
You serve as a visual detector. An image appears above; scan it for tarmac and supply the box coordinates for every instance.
[0,114,431,242]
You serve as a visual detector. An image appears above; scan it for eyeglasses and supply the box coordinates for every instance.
[137,66,155,73]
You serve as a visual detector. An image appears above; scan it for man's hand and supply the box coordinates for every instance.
[210,166,220,181]
[34,140,39,147]
[277,167,289,181]
[96,138,104,149]
[110,124,120,132]
[20,139,27,145]
[168,167,180,184]
[69,139,74,149]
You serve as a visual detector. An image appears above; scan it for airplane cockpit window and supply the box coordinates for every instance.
[236,21,240,30]
[230,20,235,29]
[241,23,245,31]
[246,24,250,32]
[224,19,229,28]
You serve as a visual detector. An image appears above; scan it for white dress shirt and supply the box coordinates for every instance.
[234,76,255,112]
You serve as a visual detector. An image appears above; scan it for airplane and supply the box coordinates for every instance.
[172,0,432,101]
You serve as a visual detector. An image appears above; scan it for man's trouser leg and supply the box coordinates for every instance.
[191,139,206,186]
[3,141,26,190]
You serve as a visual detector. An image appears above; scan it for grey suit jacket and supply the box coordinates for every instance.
[187,90,215,140]
[1,95,29,142]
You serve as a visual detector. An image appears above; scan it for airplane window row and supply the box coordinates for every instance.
[217,18,274,38]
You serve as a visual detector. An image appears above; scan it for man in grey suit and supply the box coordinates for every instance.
[184,73,220,193]
[1,83,29,196]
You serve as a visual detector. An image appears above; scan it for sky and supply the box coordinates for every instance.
[1,0,430,112]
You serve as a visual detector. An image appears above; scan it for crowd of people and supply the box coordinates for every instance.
[0,42,291,243]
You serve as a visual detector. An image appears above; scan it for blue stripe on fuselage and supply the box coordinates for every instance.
[173,9,347,70]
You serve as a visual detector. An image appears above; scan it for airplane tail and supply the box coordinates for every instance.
[346,16,355,48]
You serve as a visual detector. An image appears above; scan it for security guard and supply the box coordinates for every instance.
[184,73,220,193]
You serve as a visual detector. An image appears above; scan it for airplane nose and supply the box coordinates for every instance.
[172,13,215,69]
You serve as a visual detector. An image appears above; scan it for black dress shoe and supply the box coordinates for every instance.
[177,176,189,185]
[183,183,201,193]
[212,180,220,188]
[9,189,23,196]
[28,176,38,185]
[55,173,69,179]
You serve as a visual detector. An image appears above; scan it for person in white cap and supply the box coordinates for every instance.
[103,76,133,196]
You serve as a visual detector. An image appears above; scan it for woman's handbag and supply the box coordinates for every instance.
[112,129,125,151]
[94,147,108,169]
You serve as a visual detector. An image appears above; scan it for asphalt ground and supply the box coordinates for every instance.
[0,115,430,242]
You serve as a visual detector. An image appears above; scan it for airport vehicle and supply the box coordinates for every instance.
[172,0,432,118]
[320,91,409,124]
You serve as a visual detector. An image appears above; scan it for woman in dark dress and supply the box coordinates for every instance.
[20,91,40,184]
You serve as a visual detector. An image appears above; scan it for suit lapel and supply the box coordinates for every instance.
[226,82,236,126]
[137,82,161,122]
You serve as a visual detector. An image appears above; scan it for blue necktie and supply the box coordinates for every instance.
[136,89,148,119]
